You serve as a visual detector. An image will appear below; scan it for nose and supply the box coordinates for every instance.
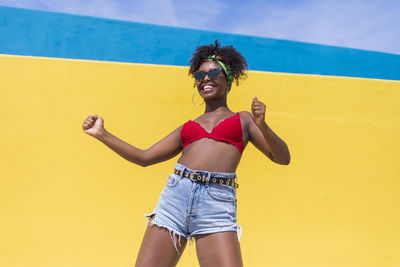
[203,73,211,81]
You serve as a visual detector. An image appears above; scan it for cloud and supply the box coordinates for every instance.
[172,0,227,29]
[0,0,398,54]
[0,0,180,25]
[226,0,400,54]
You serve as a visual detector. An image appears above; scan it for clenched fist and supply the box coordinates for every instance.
[251,96,266,126]
[82,114,105,138]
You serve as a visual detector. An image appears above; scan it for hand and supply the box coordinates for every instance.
[82,114,106,138]
[251,96,266,126]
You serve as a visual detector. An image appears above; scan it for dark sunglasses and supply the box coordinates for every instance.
[193,68,223,81]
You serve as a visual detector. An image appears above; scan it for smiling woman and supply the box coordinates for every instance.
[189,41,248,91]
[82,40,290,267]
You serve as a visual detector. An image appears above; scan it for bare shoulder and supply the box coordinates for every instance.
[174,123,185,135]
[238,111,253,125]
[238,111,252,119]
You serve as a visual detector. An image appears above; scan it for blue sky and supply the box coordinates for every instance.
[1,0,399,55]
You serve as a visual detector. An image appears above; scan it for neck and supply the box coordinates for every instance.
[204,97,228,113]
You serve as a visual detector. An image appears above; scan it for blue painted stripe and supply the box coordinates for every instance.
[1,6,399,80]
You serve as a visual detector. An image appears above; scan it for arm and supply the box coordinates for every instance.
[82,114,182,167]
[245,97,291,165]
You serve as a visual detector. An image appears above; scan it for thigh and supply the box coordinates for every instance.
[195,232,243,267]
[135,223,187,267]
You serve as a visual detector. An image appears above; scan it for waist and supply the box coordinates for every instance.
[174,162,237,177]
[173,163,238,188]
[177,143,241,172]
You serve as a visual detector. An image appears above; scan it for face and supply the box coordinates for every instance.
[195,61,228,100]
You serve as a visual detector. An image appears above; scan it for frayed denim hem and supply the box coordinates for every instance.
[236,224,242,241]
[144,212,187,254]
[190,225,242,242]
[143,213,242,256]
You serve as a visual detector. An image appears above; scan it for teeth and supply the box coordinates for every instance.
[203,85,213,90]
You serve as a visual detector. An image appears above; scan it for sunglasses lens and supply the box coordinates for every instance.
[194,71,206,80]
[209,68,222,79]
[194,68,222,80]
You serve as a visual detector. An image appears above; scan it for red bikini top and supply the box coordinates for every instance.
[180,113,244,154]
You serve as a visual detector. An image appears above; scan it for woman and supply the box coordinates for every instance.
[82,40,290,267]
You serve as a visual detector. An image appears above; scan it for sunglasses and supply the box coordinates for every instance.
[193,68,223,81]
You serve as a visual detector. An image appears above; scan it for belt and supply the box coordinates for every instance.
[173,168,239,188]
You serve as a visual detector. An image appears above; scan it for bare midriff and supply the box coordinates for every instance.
[177,138,246,173]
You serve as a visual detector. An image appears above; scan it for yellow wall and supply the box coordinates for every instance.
[1,54,399,266]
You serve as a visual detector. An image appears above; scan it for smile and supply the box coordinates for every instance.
[201,83,217,93]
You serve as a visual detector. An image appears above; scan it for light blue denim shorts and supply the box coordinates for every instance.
[145,162,241,251]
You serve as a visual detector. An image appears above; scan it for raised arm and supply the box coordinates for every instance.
[244,97,290,165]
[82,114,182,167]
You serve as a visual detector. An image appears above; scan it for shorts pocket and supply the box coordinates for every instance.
[207,183,236,202]
[166,174,182,187]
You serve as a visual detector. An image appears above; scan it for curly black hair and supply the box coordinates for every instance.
[189,40,248,87]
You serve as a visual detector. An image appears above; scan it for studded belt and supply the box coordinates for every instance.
[173,168,239,188]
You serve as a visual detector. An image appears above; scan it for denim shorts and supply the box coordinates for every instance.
[145,162,241,252]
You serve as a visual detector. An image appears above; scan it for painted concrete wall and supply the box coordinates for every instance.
[1,6,399,267]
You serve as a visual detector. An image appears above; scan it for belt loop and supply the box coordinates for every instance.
[180,167,186,179]
[205,172,211,186]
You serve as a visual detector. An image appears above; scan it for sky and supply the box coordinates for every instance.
[1,0,399,55]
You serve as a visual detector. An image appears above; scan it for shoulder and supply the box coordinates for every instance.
[237,111,254,129]
[238,111,252,122]
[238,111,251,117]
[178,119,192,133]
[178,121,188,130]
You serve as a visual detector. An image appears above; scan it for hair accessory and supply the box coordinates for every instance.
[204,54,233,91]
